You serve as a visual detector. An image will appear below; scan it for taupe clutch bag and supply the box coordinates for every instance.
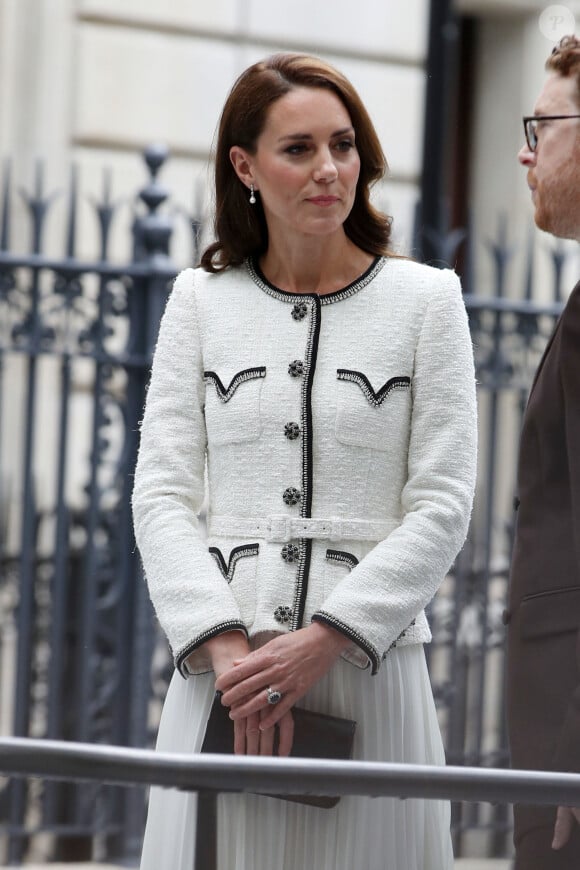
[201,694,357,808]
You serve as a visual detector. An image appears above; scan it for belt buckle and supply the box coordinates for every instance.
[267,516,292,543]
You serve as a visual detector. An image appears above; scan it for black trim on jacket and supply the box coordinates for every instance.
[204,367,266,403]
[291,294,322,630]
[175,621,249,678]
[209,544,260,582]
[311,611,380,675]
[337,370,411,407]
[326,549,359,570]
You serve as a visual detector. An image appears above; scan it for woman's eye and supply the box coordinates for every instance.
[285,144,308,155]
[334,139,355,152]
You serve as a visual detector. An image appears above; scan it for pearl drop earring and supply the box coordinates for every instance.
[249,184,256,205]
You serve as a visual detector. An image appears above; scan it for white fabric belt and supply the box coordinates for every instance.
[207,515,398,543]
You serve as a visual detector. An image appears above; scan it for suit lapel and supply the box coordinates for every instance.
[527,280,580,401]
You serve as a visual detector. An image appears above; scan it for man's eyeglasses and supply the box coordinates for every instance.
[523,114,580,151]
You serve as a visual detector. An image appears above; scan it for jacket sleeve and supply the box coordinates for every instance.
[132,268,247,677]
[551,287,580,772]
[312,270,478,673]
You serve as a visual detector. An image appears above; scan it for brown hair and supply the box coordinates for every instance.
[200,53,394,272]
[546,35,580,106]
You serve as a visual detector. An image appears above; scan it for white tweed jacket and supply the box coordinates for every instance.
[132,256,477,677]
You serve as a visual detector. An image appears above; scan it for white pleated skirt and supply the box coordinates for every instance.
[140,644,453,870]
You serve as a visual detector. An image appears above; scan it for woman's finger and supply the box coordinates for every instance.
[259,695,295,731]
[244,712,261,755]
[216,649,280,692]
[233,716,247,755]
[228,688,268,720]
[276,709,295,756]
[229,683,298,723]
[221,672,281,708]
[250,688,299,730]
[258,711,275,756]
[228,682,287,718]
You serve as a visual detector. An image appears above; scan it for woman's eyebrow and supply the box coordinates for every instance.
[277,126,355,143]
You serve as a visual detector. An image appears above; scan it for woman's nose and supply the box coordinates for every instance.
[313,151,338,182]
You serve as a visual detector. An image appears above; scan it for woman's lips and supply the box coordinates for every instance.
[306,196,340,206]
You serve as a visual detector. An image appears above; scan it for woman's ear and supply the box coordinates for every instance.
[229,146,256,190]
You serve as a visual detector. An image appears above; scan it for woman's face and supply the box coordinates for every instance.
[231,86,361,244]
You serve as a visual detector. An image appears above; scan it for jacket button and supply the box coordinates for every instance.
[513,496,520,511]
[282,487,301,506]
[502,608,511,625]
[274,605,293,624]
[291,302,308,321]
[281,544,300,563]
[288,360,304,377]
[284,422,300,440]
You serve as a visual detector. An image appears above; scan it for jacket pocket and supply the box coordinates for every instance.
[334,369,411,451]
[209,544,259,627]
[519,586,580,639]
[204,367,265,445]
[323,548,359,596]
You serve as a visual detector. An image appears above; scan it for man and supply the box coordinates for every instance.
[506,34,580,869]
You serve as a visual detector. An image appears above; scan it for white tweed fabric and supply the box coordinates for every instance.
[132,256,477,677]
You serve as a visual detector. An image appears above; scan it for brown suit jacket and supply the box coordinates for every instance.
[507,279,580,864]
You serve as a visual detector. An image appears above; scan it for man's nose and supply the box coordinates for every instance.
[518,143,535,166]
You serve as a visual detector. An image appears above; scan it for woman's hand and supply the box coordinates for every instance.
[201,630,251,680]
[215,622,350,730]
[233,707,295,756]
[200,631,258,755]
[199,631,294,755]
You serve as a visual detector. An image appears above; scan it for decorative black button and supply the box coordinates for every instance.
[291,302,308,321]
[282,487,301,506]
[502,608,511,626]
[274,605,293,624]
[288,360,304,377]
[284,422,300,440]
[281,543,300,563]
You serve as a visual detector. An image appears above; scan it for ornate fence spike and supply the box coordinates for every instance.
[19,160,61,255]
[95,167,114,262]
[134,145,173,263]
[139,143,170,214]
[550,240,567,304]
[1,160,11,252]
[485,212,517,299]
[523,225,535,301]
[66,164,78,259]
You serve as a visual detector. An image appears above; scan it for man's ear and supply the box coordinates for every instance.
[230,146,256,190]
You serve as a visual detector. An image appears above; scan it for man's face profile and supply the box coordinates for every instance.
[519,72,580,241]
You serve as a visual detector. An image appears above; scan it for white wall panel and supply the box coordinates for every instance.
[77,0,240,32]
[246,0,429,60]
[74,24,238,152]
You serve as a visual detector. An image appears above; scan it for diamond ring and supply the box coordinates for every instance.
[266,687,282,705]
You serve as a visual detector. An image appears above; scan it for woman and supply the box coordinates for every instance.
[133,52,477,870]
